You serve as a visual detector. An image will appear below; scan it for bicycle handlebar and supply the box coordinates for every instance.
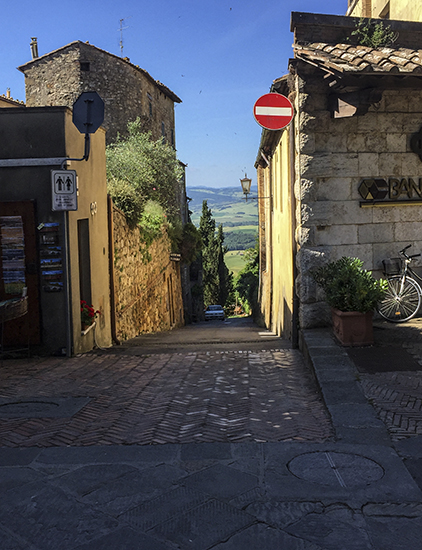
[399,245,421,260]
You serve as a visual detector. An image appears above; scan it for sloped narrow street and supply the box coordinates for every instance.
[0,317,333,447]
[1,317,422,549]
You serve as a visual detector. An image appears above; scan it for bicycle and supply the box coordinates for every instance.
[378,244,422,322]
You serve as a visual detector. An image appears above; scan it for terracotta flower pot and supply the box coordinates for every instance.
[331,308,373,347]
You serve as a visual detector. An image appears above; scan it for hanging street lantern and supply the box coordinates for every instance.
[240,174,252,201]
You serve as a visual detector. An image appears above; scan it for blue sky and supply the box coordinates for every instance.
[1,0,347,189]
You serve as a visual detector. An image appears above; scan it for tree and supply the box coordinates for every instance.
[199,201,219,305]
[235,240,259,315]
[199,201,233,308]
[216,224,234,307]
[106,118,183,226]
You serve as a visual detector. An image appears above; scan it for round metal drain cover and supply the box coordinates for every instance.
[288,451,385,488]
[0,401,59,416]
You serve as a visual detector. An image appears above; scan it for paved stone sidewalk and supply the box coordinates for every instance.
[1,441,421,550]
[346,318,422,442]
[0,348,333,447]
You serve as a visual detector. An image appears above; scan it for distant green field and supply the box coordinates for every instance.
[223,225,256,233]
[189,186,258,250]
[189,187,258,228]
[225,250,248,276]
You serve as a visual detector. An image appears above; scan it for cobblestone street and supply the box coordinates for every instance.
[0,345,333,447]
[2,318,422,549]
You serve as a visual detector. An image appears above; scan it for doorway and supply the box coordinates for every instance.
[0,201,41,345]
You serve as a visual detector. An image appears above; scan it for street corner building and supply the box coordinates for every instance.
[0,106,112,356]
[255,11,422,342]
[17,40,182,146]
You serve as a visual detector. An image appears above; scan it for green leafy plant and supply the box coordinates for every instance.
[351,18,398,48]
[107,177,144,229]
[179,222,202,263]
[199,200,233,307]
[311,257,387,313]
[235,240,259,316]
[106,119,183,226]
[138,200,166,244]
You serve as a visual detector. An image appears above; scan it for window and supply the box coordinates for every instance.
[147,93,153,117]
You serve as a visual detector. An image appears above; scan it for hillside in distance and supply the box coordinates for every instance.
[187,186,258,250]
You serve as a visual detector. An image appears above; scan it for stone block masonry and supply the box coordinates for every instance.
[112,205,184,341]
[295,71,422,329]
[19,41,181,145]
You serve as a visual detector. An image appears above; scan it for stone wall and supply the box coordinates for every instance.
[294,62,422,328]
[20,41,180,145]
[112,205,184,341]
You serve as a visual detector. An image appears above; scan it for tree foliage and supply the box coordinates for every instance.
[311,257,387,313]
[199,201,233,307]
[235,241,259,315]
[224,230,257,251]
[106,119,183,224]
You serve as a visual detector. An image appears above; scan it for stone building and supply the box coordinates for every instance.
[255,12,422,343]
[18,40,182,145]
[347,0,422,21]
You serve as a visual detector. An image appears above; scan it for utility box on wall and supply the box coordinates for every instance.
[0,106,112,355]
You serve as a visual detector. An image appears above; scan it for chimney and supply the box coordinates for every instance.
[6,88,10,99]
[30,37,39,59]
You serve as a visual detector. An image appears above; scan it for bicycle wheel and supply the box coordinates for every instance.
[377,276,422,322]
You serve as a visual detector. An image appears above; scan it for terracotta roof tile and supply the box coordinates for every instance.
[294,41,422,76]
[389,54,412,66]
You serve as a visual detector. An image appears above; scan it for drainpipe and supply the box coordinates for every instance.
[63,210,73,357]
[268,161,274,333]
[107,195,120,345]
[290,113,299,349]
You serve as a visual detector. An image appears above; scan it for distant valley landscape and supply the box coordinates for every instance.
[187,186,258,249]
[187,185,259,275]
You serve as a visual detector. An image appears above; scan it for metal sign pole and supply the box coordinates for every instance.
[63,210,72,357]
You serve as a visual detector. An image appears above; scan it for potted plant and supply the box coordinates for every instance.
[80,300,100,331]
[311,257,387,346]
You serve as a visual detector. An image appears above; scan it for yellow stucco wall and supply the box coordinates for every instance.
[348,0,422,21]
[64,112,112,354]
[258,128,294,339]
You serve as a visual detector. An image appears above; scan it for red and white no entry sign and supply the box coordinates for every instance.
[253,93,294,131]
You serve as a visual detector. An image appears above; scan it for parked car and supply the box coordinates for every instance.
[204,305,225,321]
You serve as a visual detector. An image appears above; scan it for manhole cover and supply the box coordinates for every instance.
[0,397,90,418]
[288,451,385,488]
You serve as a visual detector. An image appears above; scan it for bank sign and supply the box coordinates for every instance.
[359,177,422,206]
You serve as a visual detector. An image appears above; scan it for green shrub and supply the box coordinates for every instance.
[106,120,183,223]
[107,177,143,229]
[138,200,166,247]
[311,257,387,313]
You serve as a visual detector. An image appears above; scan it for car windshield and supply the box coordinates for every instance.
[208,306,222,310]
